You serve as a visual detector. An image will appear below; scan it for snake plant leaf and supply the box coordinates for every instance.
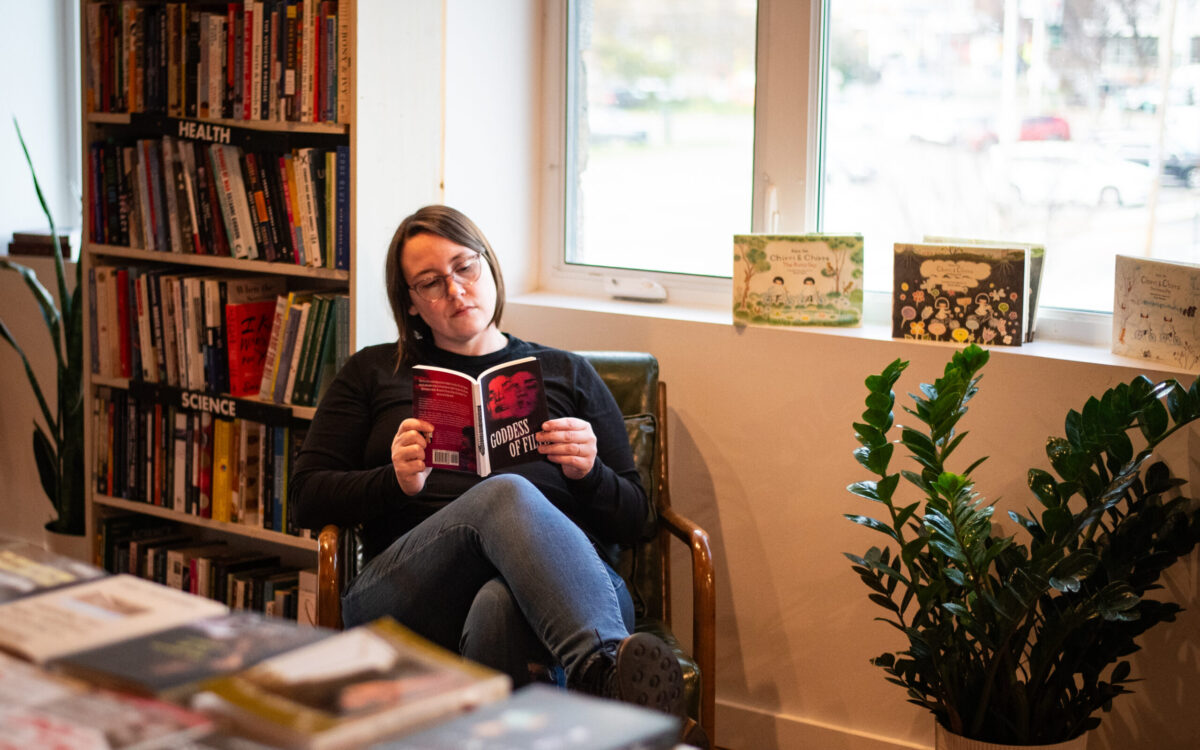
[32,425,57,501]
[0,316,57,434]
[0,258,64,365]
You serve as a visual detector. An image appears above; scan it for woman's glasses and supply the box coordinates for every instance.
[408,253,485,302]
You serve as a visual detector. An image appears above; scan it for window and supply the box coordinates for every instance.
[562,0,757,278]
[823,0,1200,314]
[554,1,1200,316]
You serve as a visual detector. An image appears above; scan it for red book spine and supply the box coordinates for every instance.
[225,299,278,397]
[242,4,255,120]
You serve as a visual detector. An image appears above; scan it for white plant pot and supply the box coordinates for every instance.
[935,722,1088,750]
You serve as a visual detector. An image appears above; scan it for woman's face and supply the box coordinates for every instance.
[401,232,502,355]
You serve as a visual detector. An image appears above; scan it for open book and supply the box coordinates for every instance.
[412,357,548,476]
[192,617,511,750]
[0,574,228,664]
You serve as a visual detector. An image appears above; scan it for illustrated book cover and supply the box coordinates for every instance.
[892,242,1031,347]
[371,683,682,750]
[733,233,864,328]
[412,357,548,477]
[0,651,214,750]
[1112,255,1200,371]
[0,573,228,664]
[0,539,106,604]
[923,235,1046,342]
[50,611,334,701]
[192,616,511,750]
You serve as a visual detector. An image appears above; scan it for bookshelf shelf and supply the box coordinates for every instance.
[94,495,318,552]
[86,111,348,136]
[89,244,350,281]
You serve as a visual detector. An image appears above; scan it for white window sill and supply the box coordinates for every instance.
[510,289,1197,377]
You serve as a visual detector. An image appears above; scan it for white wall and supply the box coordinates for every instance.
[0,0,78,248]
[0,0,78,547]
[502,301,1200,750]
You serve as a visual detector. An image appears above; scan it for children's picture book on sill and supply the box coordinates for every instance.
[1112,254,1200,371]
[412,357,548,477]
[892,242,1031,347]
[733,233,865,328]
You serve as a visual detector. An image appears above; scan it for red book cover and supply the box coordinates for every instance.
[114,268,132,378]
[225,299,278,397]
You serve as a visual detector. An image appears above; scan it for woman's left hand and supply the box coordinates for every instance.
[537,417,597,480]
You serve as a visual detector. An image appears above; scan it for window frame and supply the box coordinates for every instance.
[536,0,1123,349]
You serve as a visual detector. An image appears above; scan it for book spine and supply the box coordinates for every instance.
[258,294,288,398]
[272,299,302,403]
[336,0,350,123]
[113,268,132,379]
[335,143,349,270]
[294,148,321,267]
[282,301,311,404]
[279,152,305,265]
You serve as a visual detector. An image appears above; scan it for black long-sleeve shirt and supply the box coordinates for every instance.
[290,335,650,563]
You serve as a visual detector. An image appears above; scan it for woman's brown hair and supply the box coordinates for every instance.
[384,205,507,366]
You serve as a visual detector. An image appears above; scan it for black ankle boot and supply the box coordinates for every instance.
[570,632,685,718]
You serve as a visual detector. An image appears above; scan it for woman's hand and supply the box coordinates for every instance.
[537,417,597,480]
[392,418,434,495]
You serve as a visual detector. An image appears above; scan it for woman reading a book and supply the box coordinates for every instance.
[291,205,685,720]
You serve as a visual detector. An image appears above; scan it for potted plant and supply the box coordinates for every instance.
[846,344,1200,748]
[0,120,85,537]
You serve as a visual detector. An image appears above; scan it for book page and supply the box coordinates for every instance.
[412,367,480,475]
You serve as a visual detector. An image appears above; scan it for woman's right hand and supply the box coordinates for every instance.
[392,418,434,495]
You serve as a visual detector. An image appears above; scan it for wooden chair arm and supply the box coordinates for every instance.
[658,504,715,746]
[316,524,343,630]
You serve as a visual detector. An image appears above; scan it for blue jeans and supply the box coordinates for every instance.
[341,475,635,686]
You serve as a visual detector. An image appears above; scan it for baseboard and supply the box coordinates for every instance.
[714,699,929,750]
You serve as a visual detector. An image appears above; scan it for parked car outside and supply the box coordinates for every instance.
[1113,141,1200,189]
[993,141,1155,207]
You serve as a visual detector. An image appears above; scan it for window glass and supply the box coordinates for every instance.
[566,0,757,277]
[823,0,1200,313]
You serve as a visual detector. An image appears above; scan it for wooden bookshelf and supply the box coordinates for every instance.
[80,0,357,606]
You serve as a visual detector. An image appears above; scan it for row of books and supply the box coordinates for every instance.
[0,539,680,749]
[86,0,350,124]
[732,234,1046,347]
[94,385,311,535]
[90,266,348,407]
[732,233,1200,369]
[89,135,349,269]
[95,515,314,618]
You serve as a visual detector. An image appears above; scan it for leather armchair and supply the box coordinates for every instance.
[315,351,715,743]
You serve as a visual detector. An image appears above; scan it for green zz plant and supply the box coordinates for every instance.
[846,344,1200,745]
[0,120,85,535]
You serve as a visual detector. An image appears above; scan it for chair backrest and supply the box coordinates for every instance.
[576,351,668,626]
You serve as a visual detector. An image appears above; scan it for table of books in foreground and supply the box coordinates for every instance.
[0,538,687,749]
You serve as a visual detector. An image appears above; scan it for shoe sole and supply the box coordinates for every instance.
[613,632,685,717]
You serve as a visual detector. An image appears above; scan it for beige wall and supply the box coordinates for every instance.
[503,299,1200,750]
